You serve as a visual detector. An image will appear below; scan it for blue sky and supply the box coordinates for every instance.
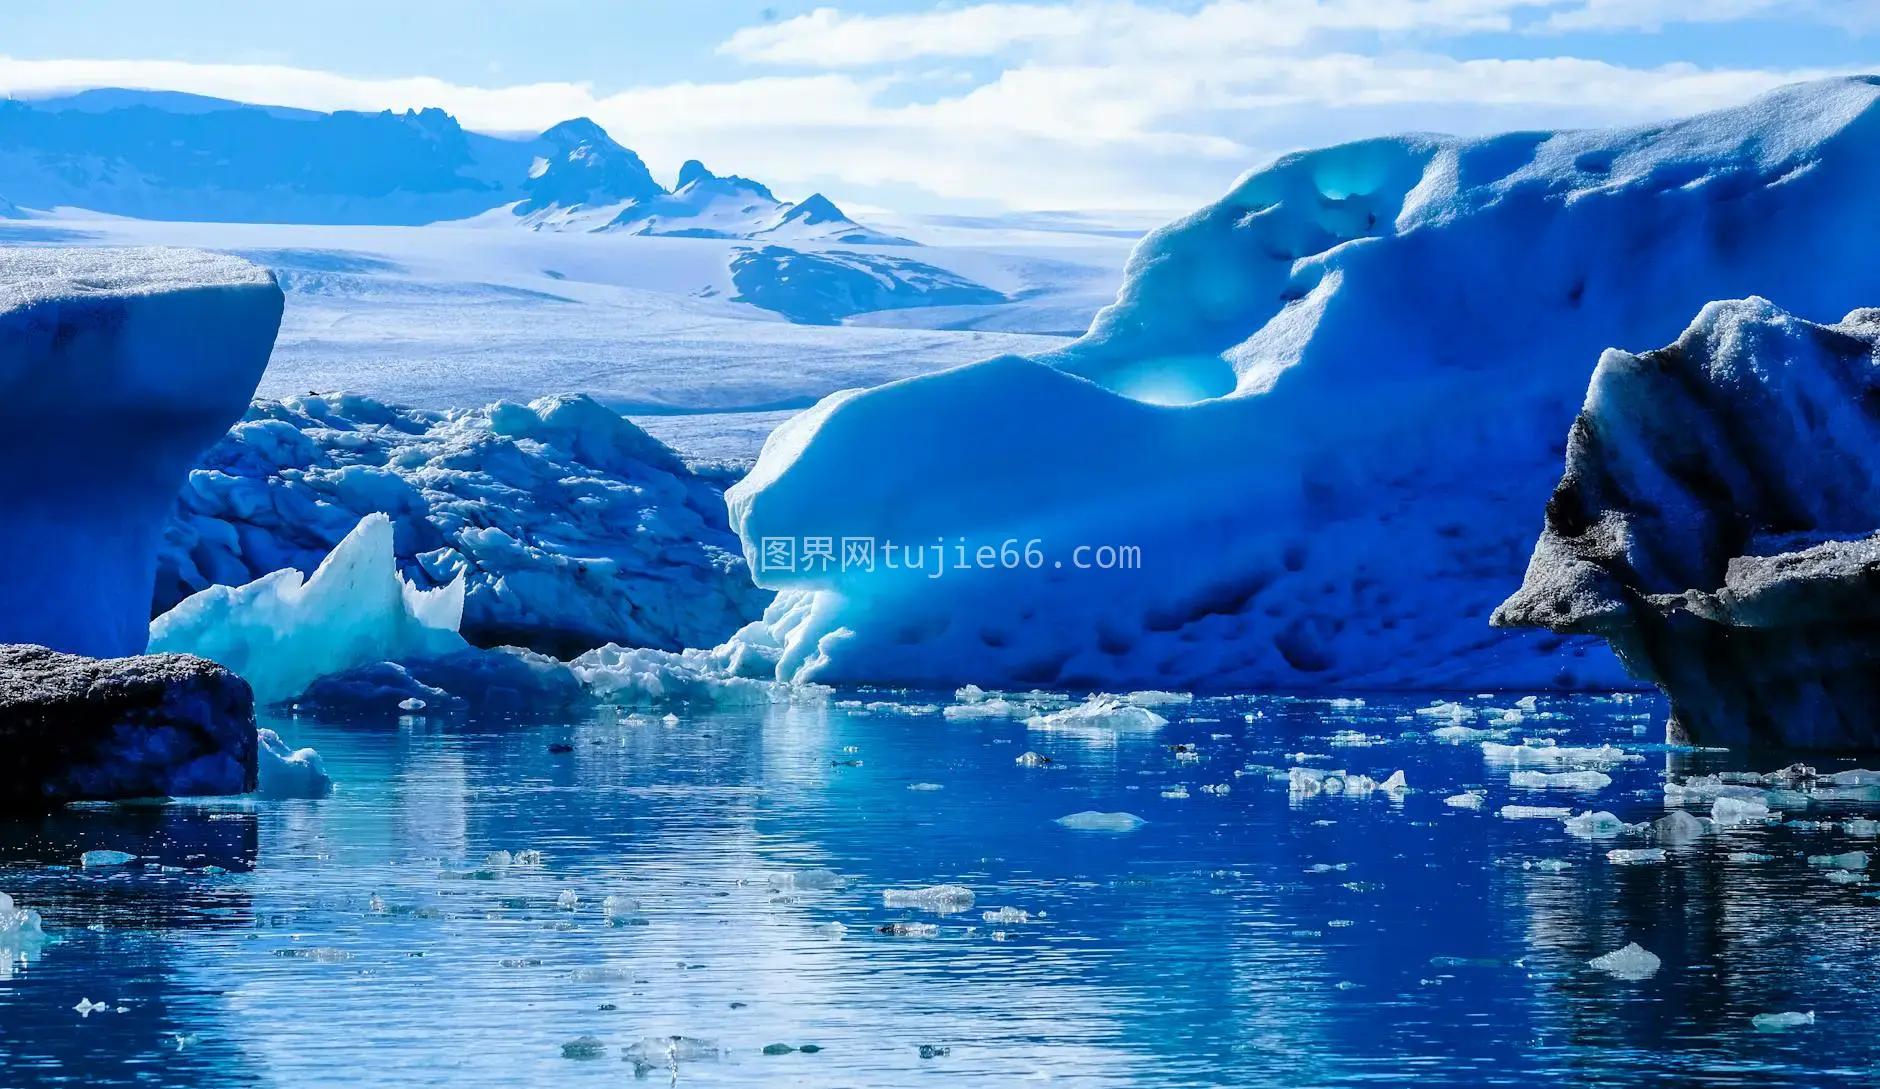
[2,1,1875,211]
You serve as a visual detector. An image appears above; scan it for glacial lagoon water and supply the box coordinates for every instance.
[4,693,1880,1087]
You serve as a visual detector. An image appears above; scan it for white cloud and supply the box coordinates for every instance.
[1,0,1873,215]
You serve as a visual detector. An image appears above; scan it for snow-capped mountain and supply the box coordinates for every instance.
[510,143,913,245]
[0,89,906,242]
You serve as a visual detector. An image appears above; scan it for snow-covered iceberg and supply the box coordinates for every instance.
[160,392,766,658]
[726,77,1880,690]
[0,247,282,657]
[150,513,466,705]
[1495,299,1880,748]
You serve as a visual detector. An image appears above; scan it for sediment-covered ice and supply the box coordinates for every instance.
[725,77,1880,691]
[1495,298,1880,748]
[150,513,466,705]
[161,392,765,659]
[0,248,282,657]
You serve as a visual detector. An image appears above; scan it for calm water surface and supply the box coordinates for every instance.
[2,692,1878,1087]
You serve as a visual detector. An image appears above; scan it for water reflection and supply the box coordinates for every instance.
[0,694,1877,1085]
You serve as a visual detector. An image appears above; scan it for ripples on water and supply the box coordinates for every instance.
[2,692,1879,1086]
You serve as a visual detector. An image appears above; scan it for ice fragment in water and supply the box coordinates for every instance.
[882,885,975,912]
[1752,1011,1815,1031]
[1509,770,1611,791]
[1444,792,1486,810]
[1026,697,1166,733]
[1563,811,1635,839]
[1055,811,1146,832]
[561,1036,607,1060]
[878,922,940,937]
[1844,818,1879,837]
[81,850,136,868]
[1607,848,1667,864]
[1499,805,1572,820]
[556,889,580,911]
[1649,809,1710,844]
[1589,942,1661,980]
[1015,752,1052,767]
[982,907,1030,924]
[1808,851,1870,870]
[1711,795,1772,826]
[398,698,425,712]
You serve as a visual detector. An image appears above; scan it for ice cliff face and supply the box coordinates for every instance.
[160,392,767,659]
[0,247,282,658]
[727,76,1880,691]
[1496,299,1880,748]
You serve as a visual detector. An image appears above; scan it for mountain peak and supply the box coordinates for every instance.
[677,160,715,189]
[517,117,665,215]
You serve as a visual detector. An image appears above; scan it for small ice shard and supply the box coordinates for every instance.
[556,889,580,911]
[1807,850,1870,870]
[954,684,988,703]
[882,885,975,913]
[397,697,426,712]
[1026,696,1166,734]
[1433,725,1510,743]
[1416,702,1474,722]
[1649,809,1710,845]
[1499,805,1573,820]
[622,1036,719,1072]
[601,894,640,917]
[1055,811,1146,832]
[1509,770,1612,791]
[907,782,945,791]
[149,513,467,706]
[74,998,108,1018]
[1563,811,1636,839]
[1607,848,1667,864]
[982,907,1030,924]
[256,728,333,799]
[1589,942,1661,980]
[81,850,136,868]
[1728,851,1774,862]
[877,921,940,937]
[1752,1010,1815,1031]
[1161,785,1190,799]
[1528,859,1573,872]
[562,1036,607,1060]
[1015,751,1052,767]
[1444,792,1486,810]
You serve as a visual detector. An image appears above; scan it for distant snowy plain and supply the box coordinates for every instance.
[4,211,1137,462]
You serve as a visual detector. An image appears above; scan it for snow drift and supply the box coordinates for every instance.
[1496,299,1880,748]
[150,513,466,705]
[0,247,281,657]
[726,76,1880,690]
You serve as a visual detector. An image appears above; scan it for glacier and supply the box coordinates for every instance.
[1496,299,1880,749]
[0,247,282,657]
[150,513,467,706]
[159,392,766,659]
[725,76,1880,691]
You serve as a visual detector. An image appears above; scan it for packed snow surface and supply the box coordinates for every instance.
[726,76,1880,690]
[149,513,467,705]
[0,246,281,657]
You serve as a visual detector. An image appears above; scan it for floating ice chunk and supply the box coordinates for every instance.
[1589,942,1661,980]
[1846,819,1880,838]
[954,684,988,704]
[1649,809,1710,845]
[1807,850,1870,870]
[814,921,849,939]
[1499,805,1573,820]
[882,885,975,913]
[1433,725,1510,743]
[81,850,136,868]
[1027,697,1167,734]
[1015,751,1052,768]
[1509,770,1612,791]
[150,514,466,705]
[1752,1010,1815,1031]
[879,921,940,937]
[1121,690,1192,708]
[1482,741,1637,768]
[1515,696,1539,711]
[982,907,1030,924]
[397,698,425,712]
[622,1036,719,1073]
[1290,767,1407,799]
[1728,851,1774,863]
[572,642,818,709]
[1328,730,1383,747]
[1607,848,1667,864]
[256,728,332,799]
[1444,792,1486,810]
[772,868,845,891]
[556,889,580,911]
[1055,811,1146,832]
[1416,702,1475,723]
[907,782,945,791]
[943,698,1023,720]
[1711,795,1772,827]
[1824,870,1866,884]
[0,892,46,978]
[562,1036,607,1060]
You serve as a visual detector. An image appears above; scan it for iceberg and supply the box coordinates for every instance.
[725,77,1880,691]
[0,248,281,657]
[149,513,467,705]
[162,392,764,659]
[1589,942,1661,980]
[1496,298,1880,748]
